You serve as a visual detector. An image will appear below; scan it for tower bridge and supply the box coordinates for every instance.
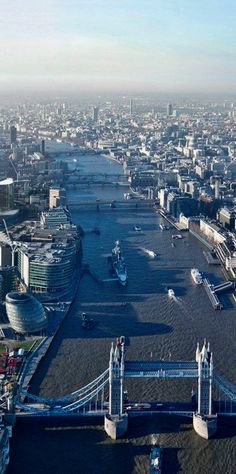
[4,339,236,440]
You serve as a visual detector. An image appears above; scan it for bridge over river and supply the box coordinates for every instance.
[67,198,155,210]
[3,339,236,441]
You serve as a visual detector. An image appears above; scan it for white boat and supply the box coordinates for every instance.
[133,225,142,232]
[141,248,157,258]
[159,224,169,231]
[191,268,203,285]
[168,289,175,298]
[124,193,133,200]
[172,234,183,240]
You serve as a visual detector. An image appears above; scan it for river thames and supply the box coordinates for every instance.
[8,145,236,473]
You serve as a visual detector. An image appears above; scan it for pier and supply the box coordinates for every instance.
[203,278,223,310]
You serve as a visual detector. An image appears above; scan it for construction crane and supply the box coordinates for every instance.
[1,219,19,266]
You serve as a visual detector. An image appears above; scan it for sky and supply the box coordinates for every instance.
[0,0,236,96]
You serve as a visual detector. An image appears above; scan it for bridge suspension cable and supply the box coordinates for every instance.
[19,368,109,405]
[214,371,236,401]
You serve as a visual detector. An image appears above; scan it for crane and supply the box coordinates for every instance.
[1,220,19,266]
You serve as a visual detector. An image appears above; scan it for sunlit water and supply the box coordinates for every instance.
[8,146,236,473]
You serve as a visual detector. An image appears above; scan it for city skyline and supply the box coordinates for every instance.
[0,0,236,96]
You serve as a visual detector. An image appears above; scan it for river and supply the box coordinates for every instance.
[8,144,236,473]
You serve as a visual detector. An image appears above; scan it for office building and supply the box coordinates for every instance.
[6,292,47,334]
[10,125,17,145]
[49,188,66,209]
[0,266,19,301]
[218,207,235,229]
[0,245,11,267]
[130,99,133,116]
[41,139,45,155]
[92,106,99,122]
[0,178,14,211]
[167,103,173,116]
[18,240,77,294]
[41,206,70,228]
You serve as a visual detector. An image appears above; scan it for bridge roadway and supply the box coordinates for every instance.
[67,199,155,207]
[15,400,236,418]
[124,360,198,378]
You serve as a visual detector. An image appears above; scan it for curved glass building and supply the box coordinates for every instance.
[5,292,47,334]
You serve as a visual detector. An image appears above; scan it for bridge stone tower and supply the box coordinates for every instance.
[193,340,217,439]
[104,337,128,439]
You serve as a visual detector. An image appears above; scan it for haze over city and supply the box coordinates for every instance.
[1,0,236,97]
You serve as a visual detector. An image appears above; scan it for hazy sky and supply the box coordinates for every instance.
[0,0,236,95]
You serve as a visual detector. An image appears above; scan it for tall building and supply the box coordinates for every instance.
[167,103,173,116]
[10,125,17,145]
[41,139,45,155]
[0,178,14,211]
[49,188,66,209]
[0,245,11,267]
[0,266,19,301]
[18,240,77,294]
[41,206,70,228]
[130,99,133,116]
[92,106,99,122]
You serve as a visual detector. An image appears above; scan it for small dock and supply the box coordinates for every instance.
[203,278,223,310]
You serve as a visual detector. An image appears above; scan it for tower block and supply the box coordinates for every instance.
[104,337,128,439]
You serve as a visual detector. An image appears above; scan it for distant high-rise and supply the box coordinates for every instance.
[167,103,173,116]
[10,125,17,145]
[0,178,14,211]
[92,106,99,122]
[41,139,45,155]
[130,99,133,116]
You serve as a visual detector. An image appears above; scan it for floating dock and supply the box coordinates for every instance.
[203,278,223,310]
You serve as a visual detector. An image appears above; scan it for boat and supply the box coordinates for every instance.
[159,224,169,231]
[172,234,183,240]
[124,193,133,200]
[141,248,157,258]
[81,312,96,329]
[133,225,142,232]
[191,268,203,285]
[111,241,128,286]
[150,444,162,473]
[168,289,175,298]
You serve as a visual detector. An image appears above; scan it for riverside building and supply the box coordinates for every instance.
[5,291,47,334]
[40,207,71,228]
[18,240,77,295]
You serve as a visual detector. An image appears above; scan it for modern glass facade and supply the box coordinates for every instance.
[6,292,47,334]
[0,178,13,211]
[29,256,73,293]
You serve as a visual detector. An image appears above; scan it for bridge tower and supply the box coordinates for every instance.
[193,340,217,439]
[104,337,128,439]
